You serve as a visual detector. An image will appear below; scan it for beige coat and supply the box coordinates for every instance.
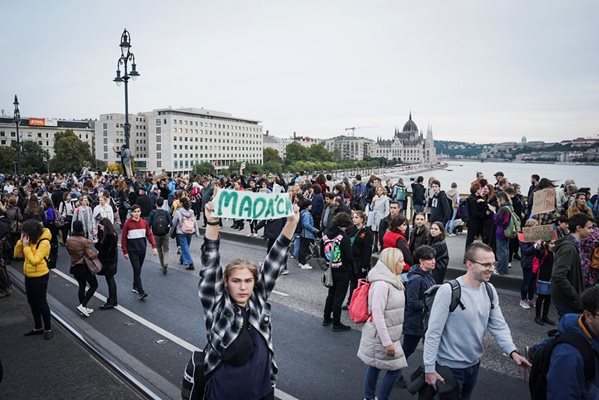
[357,261,407,370]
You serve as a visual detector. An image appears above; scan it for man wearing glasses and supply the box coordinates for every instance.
[423,242,531,399]
[121,204,157,300]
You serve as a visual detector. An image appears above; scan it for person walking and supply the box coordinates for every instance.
[492,192,512,275]
[409,212,429,260]
[298,199,318,270]
[367,186,390,253]
[148,197,171,275]
[72,195,94,241]
[198,194,299,400]
[357,247,407,400]
[14,220,53,340]
[57,192,74,244]
[172,197,199,271]
[344,210,373,309]
[121,204,157,301]
[322,213,353,331]
[95,218,119,310]
[427,221,449,284]
[66,221,99,318]
[92,193,114,240]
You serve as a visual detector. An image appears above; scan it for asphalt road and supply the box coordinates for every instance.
[6,229,555,399]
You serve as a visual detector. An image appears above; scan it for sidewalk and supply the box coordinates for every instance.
[204,220,525,291]
[0,286,141,400]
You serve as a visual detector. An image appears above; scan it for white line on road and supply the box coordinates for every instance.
[272,290,289,297]
[51,268,300,400]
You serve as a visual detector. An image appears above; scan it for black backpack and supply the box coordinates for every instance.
[36,238,58,270]
[423,280,494,332]
[181,349,214,400]
[528,330,595,400]
[152,210,170,236]
[458,198,470,222]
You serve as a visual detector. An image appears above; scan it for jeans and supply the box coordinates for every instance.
[323,271,349,323]
[177,233,193,266]
[450,363,480,400]
[554,302,577,318]
[495,238,509,274]
[75,272,98,307]
[129,251,146,293]
[445,208,458,234]
[155,234,169,268]
[293,234,300,258]
[25,274,51,331]
[364,365,401,400]
[520,267,536,301]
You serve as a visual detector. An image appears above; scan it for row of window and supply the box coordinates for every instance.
[172,135,260,144]
[172,144,260,151]
[162,118,260,132]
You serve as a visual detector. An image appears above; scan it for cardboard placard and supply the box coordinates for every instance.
[521,225,557,242]
[531,188,556,215]
[213,189,293,220]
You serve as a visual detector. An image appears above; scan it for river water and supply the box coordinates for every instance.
[386,160,598,193]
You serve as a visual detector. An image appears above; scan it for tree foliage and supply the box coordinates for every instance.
[9,140,50,174]
[192,161,216,176]
[263,147,282,164]
[0,146,16,174]
[50,130,93,173]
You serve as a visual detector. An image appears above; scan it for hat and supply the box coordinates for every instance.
[494,171,504,177]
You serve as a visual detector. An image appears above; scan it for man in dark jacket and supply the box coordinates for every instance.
[51,183,65,210]
[135,188,153,219]
[378,201,401,249]
[310,185,324,231]
[411,176,426,222]
[551,213,594,317]
[428,180,452,226]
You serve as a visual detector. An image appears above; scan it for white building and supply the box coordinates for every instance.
[370,113,437,164]
[145,107,263,173]
[263,131,287,159]
[0,116,94,157]
[94,113,148,167]
[324,135,374,160]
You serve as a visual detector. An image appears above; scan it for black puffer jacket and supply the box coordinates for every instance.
[95,231,118,275]
[428,237,449,284]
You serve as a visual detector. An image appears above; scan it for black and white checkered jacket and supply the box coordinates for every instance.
[198,233,291,385]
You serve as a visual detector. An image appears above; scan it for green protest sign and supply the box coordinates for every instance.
[213,189,293,220]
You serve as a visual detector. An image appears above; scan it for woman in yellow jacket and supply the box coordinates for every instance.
[14,219,53,340]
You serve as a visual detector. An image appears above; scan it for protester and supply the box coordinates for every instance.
[567,192,594,218]
[172,197,199,271]
[298,199,318,270]
[428,180,452,226]
[148,197,171,275]
[66,221,99,318]
[423,242,531,399]
[409,212,429,260]
[493,192,512,275]
[23,194,43,222]
[367,186,390,253]
[518,220,538,310]
[198,194,298,400]
[344,210,373,309]
[445,182,459,235]
[57,192,74,244]
[14,220,53,340]
[381,215,413,269]
[72,195,94,240]
[532,240,556,326]
[427,222,449,284]
[377,201,400,250]
[95,218,119,310]
[357,247,407,400]
[92,193,114,240]
[121,204,157,300]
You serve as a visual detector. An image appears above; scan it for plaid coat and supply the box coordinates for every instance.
[198,233,291,385]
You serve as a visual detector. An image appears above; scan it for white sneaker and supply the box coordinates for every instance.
[77,304,90,317]
[300,263,313,270]
[85,307,94,314]
[247,233,253,237]
[519,300,531,309]
[508,262,512,267]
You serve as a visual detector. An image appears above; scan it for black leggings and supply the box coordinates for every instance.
[75,271,98,307]
[536,294,552,318]
[25,274,51,331]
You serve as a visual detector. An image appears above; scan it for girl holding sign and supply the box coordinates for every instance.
[199,192,299,400]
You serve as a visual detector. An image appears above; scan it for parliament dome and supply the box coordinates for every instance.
[402,112,418,132]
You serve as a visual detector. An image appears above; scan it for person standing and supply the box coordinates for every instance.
[14,220,53,340]
[344,210,373,309]
[66,221,99,317]
[428,180,452,227]
[367,186,390,253]
[411,176,426,224]
[121,204,157,300]
[172,197,199,271]
[95,218,119,310]
[92,193,114,240]
[58,192,74,244]
[492,192,512,275]
[409,213,429,260]
[381,215,413,269]
[72,196,94,241]
[148,197,171,275]
[427,222,449,284]
[357,247,407,400]
[551,213,594,317]
[445,182,459,235]
[423,243,531,399]
[298,199,318,270]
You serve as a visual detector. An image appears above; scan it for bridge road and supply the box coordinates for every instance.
[5,230,552,399]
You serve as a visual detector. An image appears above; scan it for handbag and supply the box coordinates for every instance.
[84,256,102,274]
[322,267,333,287]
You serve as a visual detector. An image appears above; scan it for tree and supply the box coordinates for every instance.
[11,141,49,174]
[307,143,332,162]
[0,146,16,174]
[285,142,308,164]
[263,147,282,164]
[51,130,93,173]
[192,161,216,176]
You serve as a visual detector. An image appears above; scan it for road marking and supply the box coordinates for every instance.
[272,290,289,297]
[51,268,300,400]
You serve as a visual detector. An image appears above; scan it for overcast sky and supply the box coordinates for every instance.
[1,1,598,143]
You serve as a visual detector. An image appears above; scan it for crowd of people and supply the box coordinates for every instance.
[0,167,598,399]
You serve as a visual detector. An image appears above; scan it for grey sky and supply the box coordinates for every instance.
[2,0,598,143]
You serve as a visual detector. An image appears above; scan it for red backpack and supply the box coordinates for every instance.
[348,279,372,323]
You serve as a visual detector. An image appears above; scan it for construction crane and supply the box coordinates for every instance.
[345,126,377,136]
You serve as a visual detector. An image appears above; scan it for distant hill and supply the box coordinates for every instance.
[434,140,486,157]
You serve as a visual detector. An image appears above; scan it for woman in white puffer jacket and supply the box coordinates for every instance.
[357,247,407,400]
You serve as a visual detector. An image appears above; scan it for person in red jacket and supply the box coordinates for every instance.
[381,215,413,271]
[121,204,157,300]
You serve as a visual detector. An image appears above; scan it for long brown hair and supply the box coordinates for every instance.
[25,194,40,216]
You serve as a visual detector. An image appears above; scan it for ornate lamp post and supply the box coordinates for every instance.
[13,95,21,176]
[113,29,140,179]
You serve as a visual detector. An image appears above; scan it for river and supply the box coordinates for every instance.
[386,160,599,192]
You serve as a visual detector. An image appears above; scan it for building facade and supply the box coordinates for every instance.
[94,113,148,167]
[145,107,263,173]
[0,116,94,157]
[324,135,374,160]
[370,113,436,164]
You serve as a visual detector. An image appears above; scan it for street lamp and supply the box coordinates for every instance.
[113,28,140,155]
[13,95,21,176]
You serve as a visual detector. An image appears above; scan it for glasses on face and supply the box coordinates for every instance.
[470,260,498,270]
